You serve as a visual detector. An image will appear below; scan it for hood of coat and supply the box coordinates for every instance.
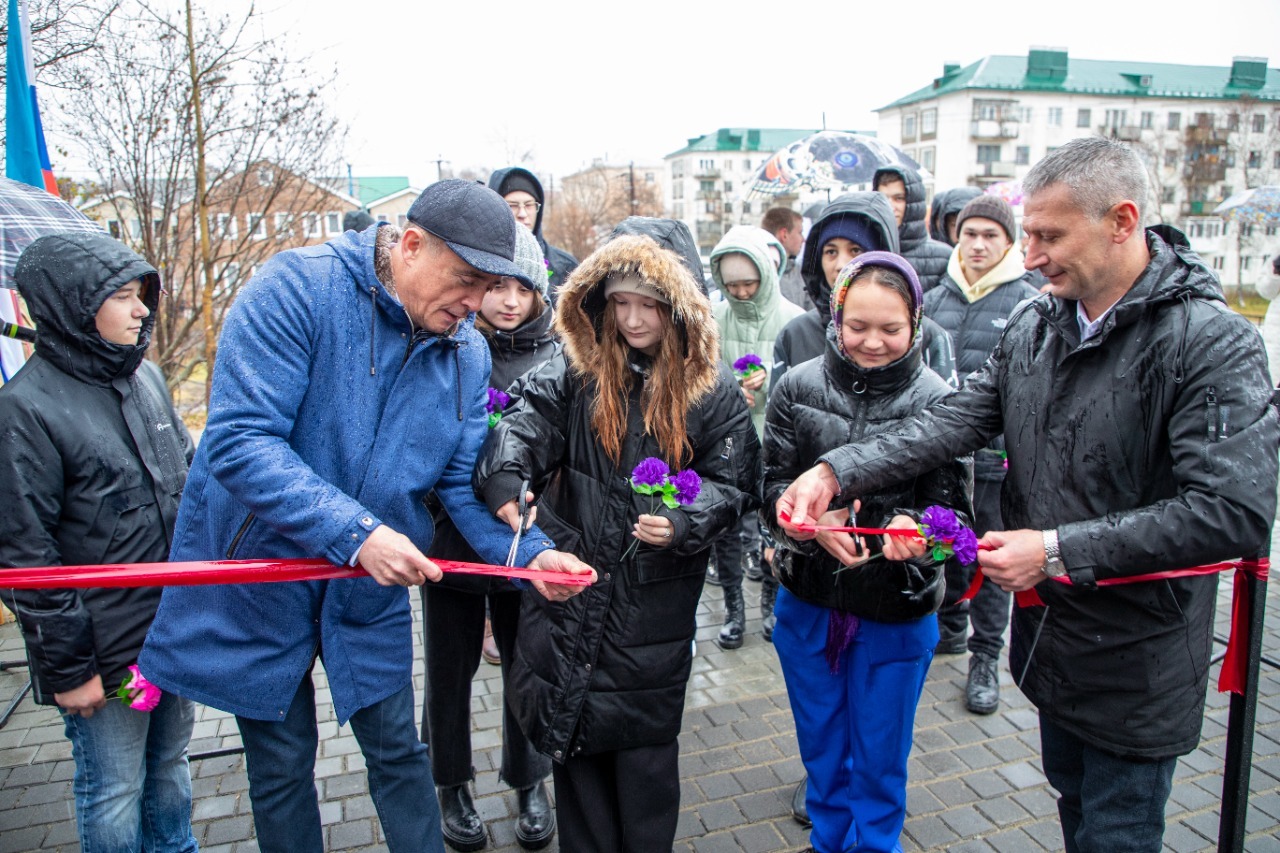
[800,193,899,324]
[929,187,983,245]
[710,226,786,324]
[555,233,720,407]
[874,165,931,253]
[489,167,547,238]
[16,231,161,385]
[608,216,706,286]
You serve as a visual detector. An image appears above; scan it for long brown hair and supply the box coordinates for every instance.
[590,297,696,467]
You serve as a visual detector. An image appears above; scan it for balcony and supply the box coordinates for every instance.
[1183,162,1226,183]
[1181,200,1220,216]
[970,120,1019,140]
[693,167,721,179]
[974,161,1018,179]
[1186,126,1230,145]
[695,189,722,201]
[1100,125,1142,141]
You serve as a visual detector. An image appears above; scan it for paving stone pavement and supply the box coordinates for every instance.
[3,538,1280,852]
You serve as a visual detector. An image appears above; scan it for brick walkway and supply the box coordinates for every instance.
[3,550,1280,852]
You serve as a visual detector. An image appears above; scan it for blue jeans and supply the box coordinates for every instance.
[62,691,197,853]
[1039,713,1177,853]
[774,588,936,853]
[237,677,443,853]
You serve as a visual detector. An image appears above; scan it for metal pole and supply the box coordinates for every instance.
[1218,549,1269,852]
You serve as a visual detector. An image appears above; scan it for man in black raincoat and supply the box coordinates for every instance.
[778,137,1280,853]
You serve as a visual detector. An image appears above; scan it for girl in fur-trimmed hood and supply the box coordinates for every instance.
[475,227,761,851]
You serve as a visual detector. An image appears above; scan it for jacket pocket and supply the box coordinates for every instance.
[93,485,160,564]
[615,552,704,647]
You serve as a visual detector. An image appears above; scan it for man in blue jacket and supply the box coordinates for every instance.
[140,180,594,853]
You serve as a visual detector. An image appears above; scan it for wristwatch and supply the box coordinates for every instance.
[1041,529,1067,578]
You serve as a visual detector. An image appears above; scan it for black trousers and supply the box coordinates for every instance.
[938,473,1012,658]
[420,583,550,789]
[552,739,680,853]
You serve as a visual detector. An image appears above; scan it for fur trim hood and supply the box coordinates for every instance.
[555,234,720,407]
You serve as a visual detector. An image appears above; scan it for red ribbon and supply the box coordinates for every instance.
[777,511,925,539]
[958,558,1270,694]
[0,557,594,589]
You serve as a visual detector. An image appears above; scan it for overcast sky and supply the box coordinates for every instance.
[57,0,1280,188]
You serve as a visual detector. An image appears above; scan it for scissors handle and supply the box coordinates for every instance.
[506,479,533,567]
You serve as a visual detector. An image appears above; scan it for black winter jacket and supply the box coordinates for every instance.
[928,187,983,246]
[875,166,952,291]
[0,232,192,705]
[764,327,971,621]
[489,167,580,304]
[821,227,1280,757]
[474,229,760,760]
[428,304,560,592]
[773,193,956,390]
[925,268,1040,480]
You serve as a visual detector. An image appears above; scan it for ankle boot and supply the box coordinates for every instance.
[514,781,555,849]
[438,784,486,851]
[716,585,745,650]
[760,575,778,643]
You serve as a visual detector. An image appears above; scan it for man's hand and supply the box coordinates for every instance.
[495,490,538,532]
[358,524,441,586]
[881,514,927,562]
[977,529,1048,592]
[777,462,841,539]
[814,505,869,567]
[55,674,106,718]
[527,550,597,602]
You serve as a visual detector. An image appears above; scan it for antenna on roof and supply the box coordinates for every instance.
[822,112,827,130]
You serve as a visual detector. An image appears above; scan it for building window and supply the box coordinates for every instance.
[723,180,733,194]
[1227,113,1240,131]
[1019,106,1033,123]
[256,166,273,187]
[107,220,122,239]
[698,158,715,172]
[1212,256,1224,270]
[1161,187,1176,204]
[1104,109,1126,129]
[645,172,655,183]
[976,145,1001,164]
[303,213,321,238]
[1265,225,1278,237]
[920,147,935,171]
[1164,149,1180,168]
[1168,112,1181,131]
[222,262,240,288]
[902,113,917,141]
[397,214,408,228]
[1076,109,1092,128]
[921,109,937,136]
[1252,114,1267,133]
[673,183,684,200]
[673,202,684,219]
[1207,220,1222,239]
[699,180,715,194]
[1015,146,1031,165]
[325,211,341,234]
[1194,112,1213,129]
[1275,151,1280,170]
[274,212,293,240]
[742,201,752,215]
[704,200,717,214]
[216,212,237,238]
[671,160,685,179]
[1140,111,1154,129]
[1047,107,1062,126]
[248,213,266,240]
[1248,150,1263,169]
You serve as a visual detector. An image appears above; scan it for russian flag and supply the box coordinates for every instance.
[5,0,59,195]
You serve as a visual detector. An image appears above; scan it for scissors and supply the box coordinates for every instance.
[505,478,533,568]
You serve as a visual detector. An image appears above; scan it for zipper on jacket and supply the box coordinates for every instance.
[369,287,378,376]
[721,435,734,462]
[226,513,257,559]
[1206,386,1219,443]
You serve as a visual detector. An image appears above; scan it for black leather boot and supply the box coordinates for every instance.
[438,784,486,852]
[760,574,778,643]
[791,777,811,827]
[716,585,745,650]
[966,652,1000,715]
[514,781,555,850]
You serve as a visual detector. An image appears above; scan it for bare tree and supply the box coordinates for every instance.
[62,0,346,402]
[543,165,665,260]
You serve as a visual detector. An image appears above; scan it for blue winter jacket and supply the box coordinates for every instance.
[140,225,552,723]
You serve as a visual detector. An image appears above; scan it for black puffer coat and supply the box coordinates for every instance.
[821,227,1280,758]
[875,166,951,291]
[489,167,580,304]
[772,193,956,390]
[0,232,192,705]
[764,326,971,621]
[928,187,982,246]
[475,230,761,760]
[428,304,560,591]
[925,268,1040,480]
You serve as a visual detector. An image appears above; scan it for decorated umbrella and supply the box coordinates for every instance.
[985,180,1024,207]
[0,176,103,289]
[1214,185,1280,227]
[749,131,922,197]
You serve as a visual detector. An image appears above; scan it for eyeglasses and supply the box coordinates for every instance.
[508,201,541,214]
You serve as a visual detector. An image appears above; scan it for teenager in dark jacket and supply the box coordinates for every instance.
[0,231,196,853]
[874,166,952,291]
[925,196,1040,717]
[421,226,560,852]
[489,167,579,305]
[474,227,761,852]
[928,187,983,246]
[764,252,971,853]
[777,138,1280,852]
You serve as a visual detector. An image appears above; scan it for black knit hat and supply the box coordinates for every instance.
[956,195,1017,243]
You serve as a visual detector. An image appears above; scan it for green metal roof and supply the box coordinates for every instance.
[347,176,412,207]
[879,53,1280,110]
[665,128,868,159]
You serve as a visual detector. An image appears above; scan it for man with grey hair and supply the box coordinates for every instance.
[774,136,1279,852]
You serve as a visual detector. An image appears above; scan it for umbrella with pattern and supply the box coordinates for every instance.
[1214,186,1280,227]
[749,131,922,197]
[0,176,103,290]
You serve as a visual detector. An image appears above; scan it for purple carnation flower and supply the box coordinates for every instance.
[670,469,702,505]
[952,528,979,565]
[733,353,764,373]
[631,457,670,488]
[920,505,961,541]
[485,387,510,414]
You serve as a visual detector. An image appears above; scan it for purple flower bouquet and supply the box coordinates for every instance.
[486,387,510,429]
[622,456,702,560]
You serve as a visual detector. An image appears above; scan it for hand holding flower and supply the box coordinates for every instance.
[882,515,927,561]
[622,458,701,560]
[117,664,161,712]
